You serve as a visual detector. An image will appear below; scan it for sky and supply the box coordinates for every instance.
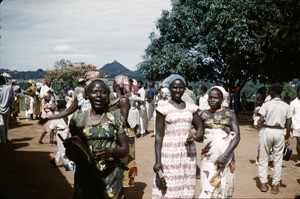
[0,0,171,71]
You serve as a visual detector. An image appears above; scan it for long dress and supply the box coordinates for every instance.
[152,100,199,199]
[199,108,236,198]
[69,109,126,199]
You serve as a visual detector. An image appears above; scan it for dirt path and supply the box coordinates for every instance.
[0,112,299,199]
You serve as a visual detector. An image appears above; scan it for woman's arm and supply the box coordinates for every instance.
[192,111,204,142]
[153,111,165,173]
[221,112,241,160]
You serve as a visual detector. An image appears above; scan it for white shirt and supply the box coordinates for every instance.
[290,97,300,131]
[199,93,210,111]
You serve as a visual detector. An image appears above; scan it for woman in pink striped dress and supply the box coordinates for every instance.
[152,74,203,198]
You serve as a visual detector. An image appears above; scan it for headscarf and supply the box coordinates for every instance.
[114,74,129,88]
[85,78,110,92]
[162,74,186,88]
[208,86,229,108]
[84,71,101,81]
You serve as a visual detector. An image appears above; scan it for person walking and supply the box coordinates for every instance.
[0,75,13,144]
[152,74,203,198]
[257,84,292,194]
[66,78,129,198]
[198,86,240,198]
[290,86,300,166]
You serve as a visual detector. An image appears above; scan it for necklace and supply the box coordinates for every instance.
[88,110,106,126]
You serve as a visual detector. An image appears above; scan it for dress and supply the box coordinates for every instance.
[199,108,236,198]
[69,109,126,198]
[152,100,199,198]
[290,97,300,137]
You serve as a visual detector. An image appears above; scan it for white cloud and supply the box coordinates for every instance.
[54,45,72,53]
[0,0,171,71]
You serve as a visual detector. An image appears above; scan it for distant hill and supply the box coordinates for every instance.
[100,60,144,80]
[0,68,46,80]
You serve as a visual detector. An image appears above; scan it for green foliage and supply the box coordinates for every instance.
[47,64,102,98]
[138,0,300,91]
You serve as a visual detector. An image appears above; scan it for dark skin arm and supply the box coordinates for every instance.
[285,117,292,145]
[153,110,165,174]
[185,111,204,144]
[38,98,78,125]
[216,112,241,168]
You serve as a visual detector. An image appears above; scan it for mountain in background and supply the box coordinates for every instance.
[100,60,144,80]
[0,60,144,80]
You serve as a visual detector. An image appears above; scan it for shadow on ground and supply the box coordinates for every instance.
[0,138,73,199]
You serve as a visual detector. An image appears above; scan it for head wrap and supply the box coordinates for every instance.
[84,71,101,81]
[85,78,110,92]
[208,86,229,108]
[68,90,74,96]
[36,82,43,89]
[114,75,129,87]
[78,78,85,83]
[132,79,138,86]
[44,77,52,84]
[162,74,186,88]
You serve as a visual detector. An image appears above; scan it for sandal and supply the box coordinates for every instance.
[271,185,279,194]
[260,183,269,192]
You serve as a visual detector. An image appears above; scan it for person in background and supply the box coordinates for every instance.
[66,78,129,198]
[38,93,56,145]
[241,92,248,114]
[152,74,203,198]
[0,74,13,144]
[24,80,36,120]
[290,86,300,166]
[112,74,138,187]
[49,99,71,167]
[34,82,43,120]
[185,84,197,104]
[11,79,21,120]
[198,85,210,113]
[199,86,240,198]
[136,80,148,136]
[145,81,157,121]
[257,84,292,194]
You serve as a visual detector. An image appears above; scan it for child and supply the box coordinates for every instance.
[38,93,56,145]
[49,99,71,167]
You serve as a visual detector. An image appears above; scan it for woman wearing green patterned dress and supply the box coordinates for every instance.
[67,78,129,199]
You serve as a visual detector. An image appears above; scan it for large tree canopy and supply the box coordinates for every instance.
[138,0,300,89]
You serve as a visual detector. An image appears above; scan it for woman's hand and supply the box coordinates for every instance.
[216,154,228,170]
[185,134,195,145]
[92,147,113,161]
[153,162,163,174]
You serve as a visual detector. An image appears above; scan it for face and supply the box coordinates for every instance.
[169,79,185,102]
[86,80,110,110]
[208,88,223,110]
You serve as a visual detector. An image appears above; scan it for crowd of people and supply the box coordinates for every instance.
[1,71,300,198]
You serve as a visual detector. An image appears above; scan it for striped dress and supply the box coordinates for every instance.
[152,100,199,199]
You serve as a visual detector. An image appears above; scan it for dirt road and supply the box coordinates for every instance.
[0,112,299,199]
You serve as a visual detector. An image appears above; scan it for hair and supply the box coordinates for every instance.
[57,99,67,110]
[200,86,207,92]
[270,84,283,95]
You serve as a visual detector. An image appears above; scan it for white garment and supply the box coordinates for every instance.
[198,93,210,111]
[290,97,300,137]
[137,87,148,134]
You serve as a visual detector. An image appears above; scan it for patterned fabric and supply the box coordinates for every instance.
[70,110,126,199]
[199,108,235,199]
[152,100,199,199]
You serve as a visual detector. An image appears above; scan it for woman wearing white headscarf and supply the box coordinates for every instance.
[198,86,240,198]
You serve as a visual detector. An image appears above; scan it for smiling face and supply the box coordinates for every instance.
[169,79,186,103]
[208,88,223,110]
[86,80,110,111]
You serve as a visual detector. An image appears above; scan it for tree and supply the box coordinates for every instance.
[138,0,300,91]
[47,62,103,98]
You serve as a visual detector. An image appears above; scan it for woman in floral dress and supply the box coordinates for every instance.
[152,74,203,198]
[199,86,240,198]
[67,78,129,199]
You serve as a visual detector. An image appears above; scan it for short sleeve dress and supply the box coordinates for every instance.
[152,99,199,199]
[69,109,126,199]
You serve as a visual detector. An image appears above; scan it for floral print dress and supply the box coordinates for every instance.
[69,109,126,199]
